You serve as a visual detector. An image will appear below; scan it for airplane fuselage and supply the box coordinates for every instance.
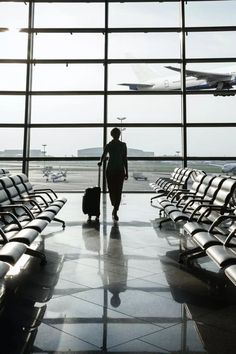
[134,75,236,91]
[124,66,236,94]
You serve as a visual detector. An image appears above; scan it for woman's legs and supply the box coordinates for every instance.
[106,172,124,219]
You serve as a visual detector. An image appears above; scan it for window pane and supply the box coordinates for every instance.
[187,128,236,157]
[108,64,181,91]
[109,2,180,28]
[187,95,236,123]
[32,64,104,91]
[185,63,236,93]
[185,0,236,27]
[0,64,26,90]
[0,161,22,175]
[0,32,28,59]
[108,95,181,123]
[34,3,104,28]
[111,127,182,157]
[30,128,103,157]
[123,160,182,192]
[186,32,236,58]
[0,128,23,153]
[29,161,100,192]
[34,33,104,59]
[31,96,103,124]
[108,33,180,59]
[0,96,25,123]
[0,2,28,28]
[29,160,183,192]
[187,160,236,175]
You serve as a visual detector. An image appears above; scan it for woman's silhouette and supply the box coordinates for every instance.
[98,128,128,221]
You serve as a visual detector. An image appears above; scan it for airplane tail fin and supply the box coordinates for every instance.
[131,63,157,83]
[125,53,157,83]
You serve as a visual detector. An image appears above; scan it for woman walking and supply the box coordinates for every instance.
[98,128,128,221]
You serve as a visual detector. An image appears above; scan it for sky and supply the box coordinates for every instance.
[0,1,235,158]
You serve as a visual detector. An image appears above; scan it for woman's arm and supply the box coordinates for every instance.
[98,145,108,166]
[123,143,128,180]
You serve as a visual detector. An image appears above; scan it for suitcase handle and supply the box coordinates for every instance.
[98,165,101,188]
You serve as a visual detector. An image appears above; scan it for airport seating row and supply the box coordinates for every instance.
[150,168,205,205]
[151,169,236,286]
[0,169,9,176]
[0,173,67,282]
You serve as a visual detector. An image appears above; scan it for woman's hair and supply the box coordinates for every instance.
[111,127,121,139]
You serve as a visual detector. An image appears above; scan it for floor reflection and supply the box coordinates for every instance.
[3,193,235,353]
[104,224,128,308]
[0,249,63,354]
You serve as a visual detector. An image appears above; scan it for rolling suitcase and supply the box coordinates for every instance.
[82,165,101,220]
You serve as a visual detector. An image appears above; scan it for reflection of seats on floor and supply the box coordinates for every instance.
[186,302,236,354]
[0,249,63,353]
[15,250,64,302]
[160,250,228,306]
[0,172,67,352]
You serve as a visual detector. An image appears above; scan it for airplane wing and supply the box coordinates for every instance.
[165,66,232,82]
[119,83,154,89]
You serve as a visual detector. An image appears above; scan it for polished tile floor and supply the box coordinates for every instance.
[2,193,236,354]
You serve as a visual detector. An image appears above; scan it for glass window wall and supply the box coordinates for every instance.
[187,127,236,157]
[32,64,104,91]
[109,2,180,28]
[185,0,236,27]
[116,127,182,158]
[34,3,105,28]
[0,1,235,192]
[108,95,181,124]
[31,96,104,124]
[108,33,180,59]
[30,128,103,157]
[0,2,29,28]
[0,32,28,59]
[34,33,104,59]
[0,128,24,153]
[0,64,26,90]
[0,96,26,123]
[186,32,236,59]
[187,95,236,123]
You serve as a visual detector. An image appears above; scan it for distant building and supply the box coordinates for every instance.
[77,147,154,157]
[0,149,43,157]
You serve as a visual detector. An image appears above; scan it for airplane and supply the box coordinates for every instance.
[221,163,236,174]
[119,64,236,96]
[43,168,67,182]
[205,161,236,174]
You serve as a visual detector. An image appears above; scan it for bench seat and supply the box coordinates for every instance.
[0,242,27,265]
[206,244,236,268]
[0,261,9,278]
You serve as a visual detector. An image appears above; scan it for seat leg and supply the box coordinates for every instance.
[178,246,202,263]
[186,250,206,266]
[159,217,171,228]
[25,247,47,266]
[151,195,159,202]
[54,217,66,229]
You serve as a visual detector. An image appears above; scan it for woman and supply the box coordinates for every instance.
[98,128,128,221]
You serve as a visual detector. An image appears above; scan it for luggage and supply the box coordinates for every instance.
[82,166,101,220]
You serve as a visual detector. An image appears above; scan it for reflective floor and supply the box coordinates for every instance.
[2,193,236,354]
